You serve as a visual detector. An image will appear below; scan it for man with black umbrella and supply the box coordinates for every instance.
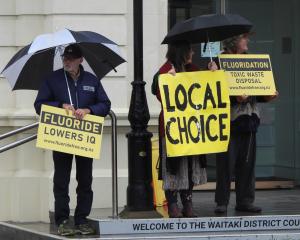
[34,44,111,236]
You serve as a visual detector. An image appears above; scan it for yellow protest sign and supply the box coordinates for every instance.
[36,105,104,159]
[218,54,276,96]
[159,70,230,157]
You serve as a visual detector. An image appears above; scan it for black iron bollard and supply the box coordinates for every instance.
[126,0,154,211]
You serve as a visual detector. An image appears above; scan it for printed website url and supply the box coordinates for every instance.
[230,86,270,90]
[44,139,94,152]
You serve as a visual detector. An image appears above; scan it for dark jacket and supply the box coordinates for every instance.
[230,96,266,133]
[34,66,111,117]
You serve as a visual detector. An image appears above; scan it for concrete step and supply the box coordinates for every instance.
[96,214,300,235]
[2,189,300,239]
[2,214,300,240]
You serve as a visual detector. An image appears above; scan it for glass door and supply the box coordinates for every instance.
[225,0,297,182]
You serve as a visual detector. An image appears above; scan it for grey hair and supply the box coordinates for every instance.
[222,35,240,52]
[222,32,253,52]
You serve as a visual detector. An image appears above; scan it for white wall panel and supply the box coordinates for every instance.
[16,0,44,15]
[15,16,44,46]
[0,79,15,109]
[0,0,15,15]
[15,133,44,171]
[0,178,12,221]
[101,78,129,109]
[44,0,127,15]
[44,15,127,45]
[11,175,41,221]
[0,132,17,171]
[0,17,16,46]
[15,90,37,109]
[143,0,168,114]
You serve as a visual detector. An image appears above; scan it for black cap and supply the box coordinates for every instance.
[62,44,82,58]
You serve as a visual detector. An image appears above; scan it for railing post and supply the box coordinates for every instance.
[109,110,118,218]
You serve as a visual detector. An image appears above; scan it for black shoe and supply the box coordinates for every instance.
[214,205,227,214]
[75,223,95,235]
[235,204,262,213]
[57,219,75,236]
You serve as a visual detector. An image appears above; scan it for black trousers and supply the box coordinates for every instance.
[53,151,93,226]
[215,131,256,206]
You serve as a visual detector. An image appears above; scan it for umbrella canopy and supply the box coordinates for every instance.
[162,14,253,44]
[1,29,125,90]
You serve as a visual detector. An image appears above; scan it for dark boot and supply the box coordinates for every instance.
[165,190,182,218]
[215,204,227,214]
[235,204,262,213]
[168,203,182,218]
[180,187,196,218]
[182,201,197,218]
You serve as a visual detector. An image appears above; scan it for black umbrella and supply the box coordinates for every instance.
[162,14,253,44]
[1,29,126,90]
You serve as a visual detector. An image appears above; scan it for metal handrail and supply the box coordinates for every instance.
[109,110,118,218]
[0,110,119,218]
[0,134,38,153]
[0,122,39,141]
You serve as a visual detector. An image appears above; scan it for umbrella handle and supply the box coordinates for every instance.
[208,42,213,62]
[206,33,213,62]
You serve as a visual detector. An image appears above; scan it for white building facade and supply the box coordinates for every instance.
[1,0,300,223]
[0,0,166,222]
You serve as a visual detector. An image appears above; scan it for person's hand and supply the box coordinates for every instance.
[62,103,75,115]
[168,65,176,76]
[264,91,279,102]
[236,95,249,103]
[74,108,91,120]
[208,61,218,71]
